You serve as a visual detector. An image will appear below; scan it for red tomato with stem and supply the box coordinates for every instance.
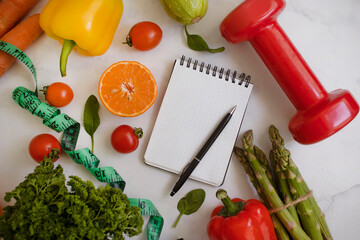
[43,82,74,107]
[111,125,143,153]
[124,21,162,51]
[29,134,62,163]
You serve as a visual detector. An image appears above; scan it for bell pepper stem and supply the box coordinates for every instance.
[60,39,76,77]
[216,189,245,216]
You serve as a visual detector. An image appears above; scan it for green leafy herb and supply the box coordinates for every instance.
[184,25,225,53]
[173,188,206,228]
[0,159,143,239]
[83,95,100,153]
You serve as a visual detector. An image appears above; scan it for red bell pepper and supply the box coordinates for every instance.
[207,189,277,240]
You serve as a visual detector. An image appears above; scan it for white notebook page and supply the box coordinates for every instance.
[144,58,253,186]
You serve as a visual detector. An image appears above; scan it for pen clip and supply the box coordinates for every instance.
[180,161,192,175]
[179,157,200,175]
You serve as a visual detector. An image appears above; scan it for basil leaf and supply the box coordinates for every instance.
[83,95,100,153]
[173,189,206,228]
[185,25,225,53]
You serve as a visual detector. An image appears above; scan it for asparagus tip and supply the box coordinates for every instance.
[242,130,254,148]
[269,125,284,145]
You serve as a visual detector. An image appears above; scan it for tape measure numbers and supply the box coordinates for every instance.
[0,41,38,95]
[2,41,164,240]
[130,199,164,239]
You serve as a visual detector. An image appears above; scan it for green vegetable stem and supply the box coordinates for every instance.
[83,95,100,153]
[173,188,206,228]
[233,126,333,240]
[185,25,225,53]
[269,125,332,240]
[240,131,311,240]
[234,147,291,240]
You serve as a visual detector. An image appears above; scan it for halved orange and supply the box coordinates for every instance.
[98,61,158,117]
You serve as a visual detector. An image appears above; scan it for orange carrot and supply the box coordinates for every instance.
[0,0,39,38]
[0,14,43,77]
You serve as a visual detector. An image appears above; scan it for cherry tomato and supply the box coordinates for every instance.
[111,125,143,153]
[44,82,74,107]
[29,134,62,163]
[124,21,162,51]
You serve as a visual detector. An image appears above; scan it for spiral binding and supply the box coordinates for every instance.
[179,55,251,87]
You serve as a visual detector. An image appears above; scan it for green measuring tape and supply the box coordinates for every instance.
[0,41,38,95]
[1,41,164,240]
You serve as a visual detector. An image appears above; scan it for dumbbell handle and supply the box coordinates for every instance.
[251,21,327,111]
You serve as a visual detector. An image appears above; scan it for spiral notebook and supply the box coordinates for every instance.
[144,56,253,186]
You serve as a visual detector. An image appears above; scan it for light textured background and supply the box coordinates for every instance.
[0,0,359,239]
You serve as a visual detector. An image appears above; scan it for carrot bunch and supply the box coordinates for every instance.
[0,0,43,77]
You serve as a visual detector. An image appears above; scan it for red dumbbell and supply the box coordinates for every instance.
[220,0,359,144]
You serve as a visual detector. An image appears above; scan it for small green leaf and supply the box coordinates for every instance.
[185,25,225,53]
[83,95,100,153]
[173,189,206,228]
[177,189,206,215]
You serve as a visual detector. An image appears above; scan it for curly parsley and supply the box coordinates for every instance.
[0,159,143,240]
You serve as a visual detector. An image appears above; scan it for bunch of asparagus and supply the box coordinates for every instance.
[233,125,332,240]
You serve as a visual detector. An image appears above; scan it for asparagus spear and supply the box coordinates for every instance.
[269,126,300,225]
[240,131,310,240]
[251,145,292,240]
[254,145,275,187]
[288,157,332,240]
[268,125,284,144]
[234,147,290,240]
[269,125,333,240]
[269,149,301,226]
[272,142,323,240]
[235,147,266,201]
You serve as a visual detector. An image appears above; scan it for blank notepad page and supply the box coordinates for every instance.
[144,57,253,186]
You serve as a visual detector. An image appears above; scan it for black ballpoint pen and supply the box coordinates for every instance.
[170,106,237,196]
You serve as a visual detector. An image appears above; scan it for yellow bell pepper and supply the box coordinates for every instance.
[39,0,123,77]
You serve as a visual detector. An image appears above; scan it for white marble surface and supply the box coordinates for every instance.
[1,0,360,239]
